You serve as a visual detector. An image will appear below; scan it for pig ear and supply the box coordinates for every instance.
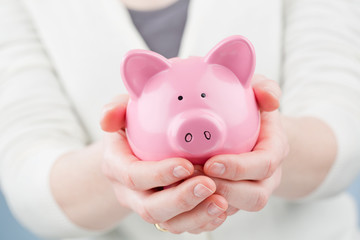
[204,36,255,88]
[121,50,171,98]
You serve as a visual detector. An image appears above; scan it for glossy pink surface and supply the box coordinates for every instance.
[121,35,260,165]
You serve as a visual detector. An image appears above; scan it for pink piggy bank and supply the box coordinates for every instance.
[121,35,260,165]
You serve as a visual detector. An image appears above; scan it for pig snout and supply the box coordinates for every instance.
[178,118,219,154]
[169,111,225,157]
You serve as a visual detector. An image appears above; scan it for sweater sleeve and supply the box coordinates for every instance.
[0,0,101,238]
[281,0,360,200]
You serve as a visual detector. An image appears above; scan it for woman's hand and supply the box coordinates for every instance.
[203,75,289,215]
[101,95,229,234]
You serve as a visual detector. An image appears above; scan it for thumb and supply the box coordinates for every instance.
[252,75,281,112]
[100,94,129,132]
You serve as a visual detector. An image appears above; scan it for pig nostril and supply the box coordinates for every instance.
[204,131,211,140]
[185,133,193,143]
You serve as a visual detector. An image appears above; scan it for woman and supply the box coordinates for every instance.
[1,0,360,239]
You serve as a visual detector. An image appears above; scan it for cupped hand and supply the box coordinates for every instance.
[203,75,289,215]
[100,95,228,234]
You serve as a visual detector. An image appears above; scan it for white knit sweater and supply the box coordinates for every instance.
[1,0,360,239]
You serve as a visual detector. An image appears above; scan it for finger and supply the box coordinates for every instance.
[192,165,205,177]
[204,111,287,180]
[204,149,281,181]
[100,94,129,132]
[133,176,216,224]
[159,194,228,234]
[255,111,289,156]
[213,167,282,212]
[188,213,227,234]
[225,205,239,216]
[252,75,281,112]
[103,132,194,190]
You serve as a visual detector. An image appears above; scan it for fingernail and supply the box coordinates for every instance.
[173,166,191,178]
[210,163,225,176]
[194,184,214,198]
[208,203,225,216]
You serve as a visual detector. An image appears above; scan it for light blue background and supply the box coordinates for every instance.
[1,176,360,240]
[0,190,42,240]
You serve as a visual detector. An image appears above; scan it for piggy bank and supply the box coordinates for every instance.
[121,35,260,165]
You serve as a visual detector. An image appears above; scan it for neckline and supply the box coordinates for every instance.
[126,0,182,13]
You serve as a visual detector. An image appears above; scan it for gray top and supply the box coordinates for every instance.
[127,0,190,58]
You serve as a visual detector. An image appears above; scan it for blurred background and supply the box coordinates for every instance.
[0,190,41,240]
[1,176,360,240]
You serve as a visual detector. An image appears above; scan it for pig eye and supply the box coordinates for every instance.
[201,93,206,98]
[178,95,183,101]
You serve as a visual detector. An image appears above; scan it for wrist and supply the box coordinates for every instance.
[274,115,336,199]
[50,141,131,230]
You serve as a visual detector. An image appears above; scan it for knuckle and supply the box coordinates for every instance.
[233,163,246,179]
[138,204,157,224]
[217,182,231,200]
[263,156,276,179]
[101,161,113,179]
[114,191,131,209]
[115,196,128,208]
[176,194,195,212]
[252,190,269,211]
[153,170,170,186]
[101,162,119,183]
[121,170,136,190]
